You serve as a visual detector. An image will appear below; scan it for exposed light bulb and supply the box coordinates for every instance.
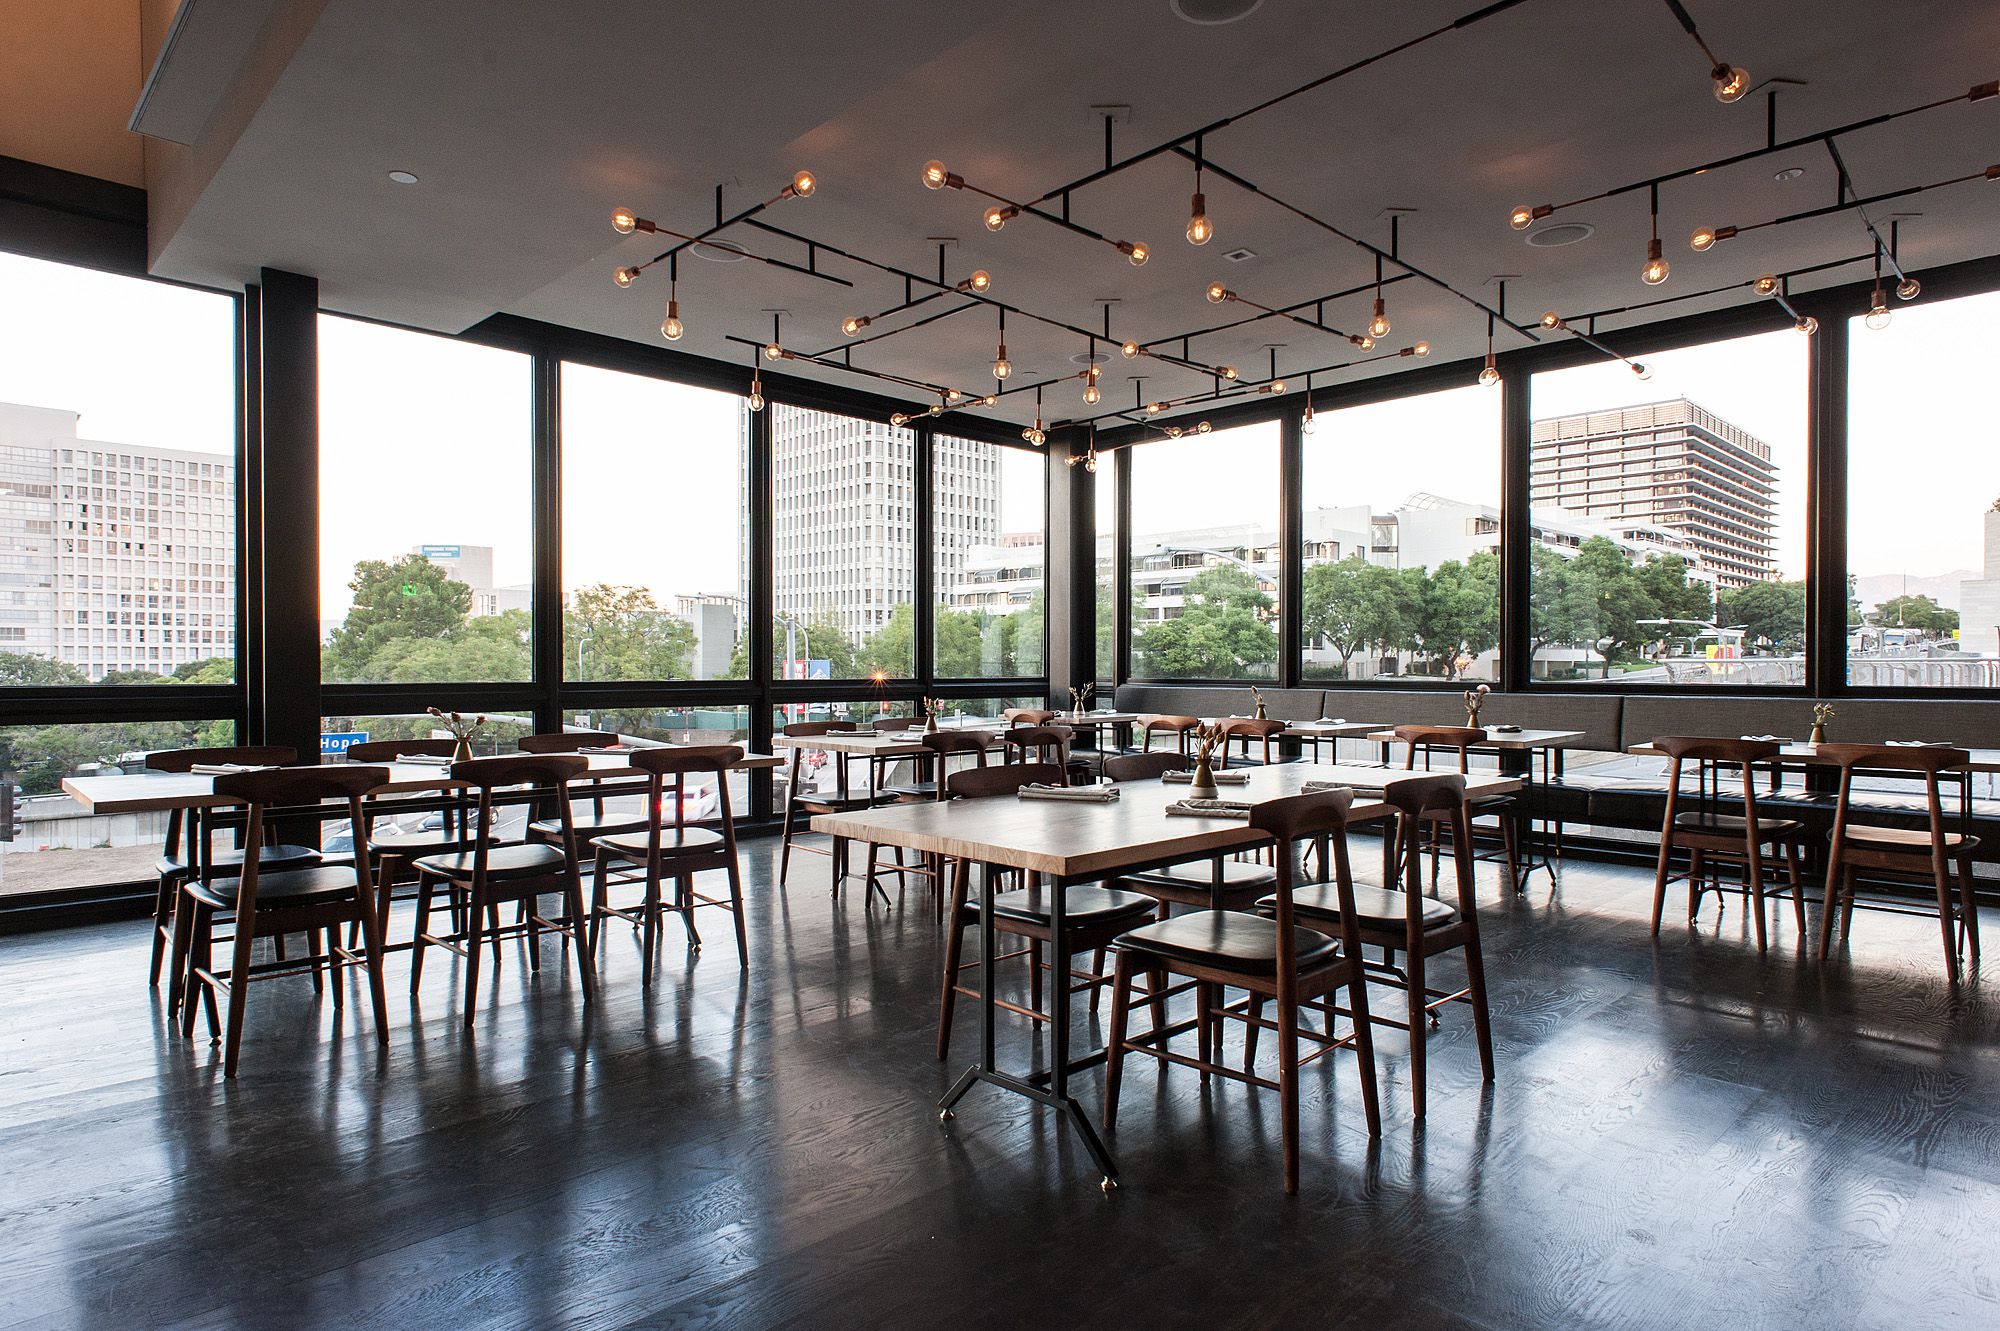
[890,413,910,427]
[1186,192,1212,246]
[1206,281,1230,303]
[747,389,764,413]
[1121,240,1150,266]
[613,266,640,288]
[1164,425,1184,439]
[660,301,683,341]
[1690,225,1717,252]
[1712,64,1750,103]
[980,395,997,407]
[1145,401,1163,415]
[1195,421,1212,434]
[1539,310,1563,329]
[1478,356,1500,387]
[1865,290,1893,330]
[1753,274,1779,296]
[1120,340,1141,359]
[1509,204,1536,230]
[790,170,817,197]
[1642,239,1670,286]
[1023,424,1046,446]
[1632,361,1653,380]
[1897,277,1922,300]
[984,206,1009,231]
[1795,315,1819,335]
[842,315,868,337]
[921,160,949,189]
[1368,298,1391,339]
[946,388,964,404]
[992,344,1011,379]
[1084,453,1098,472]
[611,208,636,234]
[764,342,783,360]
[1266,379,1287,394]
[1355,334,1375,351]
[967,269,992,292]
[1303,404,1315,434]
[1413,341,1431,357]
[1220,366,1238,381]
[1083,382,1100,405]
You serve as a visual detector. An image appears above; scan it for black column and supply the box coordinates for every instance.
[913,424,936,685]
[1498,361,1533,692]
[252,269,320,759]
[1807,309,1848,697]
[746,402,776,818]
[1046,426,1093,709]
[1278,405,1303,689]
[531,353,563,732]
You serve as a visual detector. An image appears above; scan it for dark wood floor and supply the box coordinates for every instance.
[4,839,1997,1330]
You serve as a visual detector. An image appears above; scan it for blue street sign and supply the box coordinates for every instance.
[320,731,368,757]
[419,544,461,559]
[806,658,831,680]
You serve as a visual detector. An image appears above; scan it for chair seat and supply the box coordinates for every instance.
[1672,811,1805,839]
[1128,859,1279,892]
[983,884,1156,928]
[793,792,882,812]
[592,827,725,859]
[530,813,645,838]
[185,865,361,911]
[1843,824,1978,852]
[372,827,469,854]
[883,782,937,802]
[412,843,568,881]
[158,844,322,880]
[1116,909,1340,977]
[1261,884,1455,931]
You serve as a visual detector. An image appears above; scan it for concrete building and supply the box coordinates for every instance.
[1531,398,1777,589]
[0,402,234,680]
[771,409,998,655]
[409,543,531,618]
[1956,501,2000,657]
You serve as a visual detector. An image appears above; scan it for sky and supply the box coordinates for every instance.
[5,248,1994,617]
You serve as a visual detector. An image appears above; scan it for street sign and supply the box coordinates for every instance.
[320,731,368,758]
[419,544,461,559]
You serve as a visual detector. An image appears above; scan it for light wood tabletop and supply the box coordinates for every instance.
[809,762,1523,879]
[773,728,1005,758]
[62,746,783,815]
[1624,739,2000,774]
[1368,726,1584,751]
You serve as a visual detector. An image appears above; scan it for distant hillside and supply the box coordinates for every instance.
[1853,570,1978,614]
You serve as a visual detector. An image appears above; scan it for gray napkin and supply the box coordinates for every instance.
[1165,798,1254,819]
[1163,769,1250,785]
[1018,783,1120,803]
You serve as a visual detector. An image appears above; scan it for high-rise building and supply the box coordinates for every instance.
[770,409,997,653]
[0,402,234,680]
[1531,398,1777,588]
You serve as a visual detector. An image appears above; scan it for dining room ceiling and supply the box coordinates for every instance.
[140,0,2000,426]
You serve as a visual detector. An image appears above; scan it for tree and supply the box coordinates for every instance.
[1528,544,1597,660]
[0,652,86,687]
[97,669,172,686]
[1870,593,1959,637]
[565,584,696,682]
[1719,580,1807,653]
[1135,564,1278,678]
[173,657,235,684]
[1407,555,1500,678]
[323,555,474,683]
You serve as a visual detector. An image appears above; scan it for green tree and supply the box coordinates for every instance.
[323,555,473,682]
[1720,579,1807,653]
[565,584,697,682]
[0,652,87,686]
[1528,544,1597,661]
[1407,555,1501,678]
[173,657,235,684]
[1135,564,1278,678]
[1870,593,1959,636]
[97,669,172,686]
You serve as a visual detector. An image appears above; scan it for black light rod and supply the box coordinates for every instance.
[1053,344,1425,429]
[722,332,975,400]
[1557,250,1873,324]
[1152,273,1412,347]
[1723,165,1997,239]
[646,184,800,267]
[626,219,851,287]
[799,297,981,361]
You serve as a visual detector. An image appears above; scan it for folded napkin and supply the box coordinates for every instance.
[1740,734,1794,743]
[1299,780,1363,795]
[1315,717,1348,725]
[396,753,455,766]
[1018,783,1120,803]
[1163,769,1250,785]
[191,762,274,775]
[1886,739,1951,748]
[1165,798,1255,819]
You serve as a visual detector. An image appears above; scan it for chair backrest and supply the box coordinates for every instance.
[782,720,862,738]
[1651,735,1782,766]
[212,765,388,907]
[450,752,591,790]
[1381,770,1468,817]
[948,762,1064,799]
[630,745,740,844]
[1254,790,1362,983]
[518,730,619,754]
[1815,742,1971,776]
[1002,708,1056,725]
[1652,735,1783,829]
[1143,714,1200,734]
[1004,725,1072,755]
[1394,725,1484,772]
[1249,787,1354,841]
[146,744,297,774]
[1102,751,1188,782]
[629,744,742,778]
[344,737,455,763]
[921,731,990,758]
[1223,718,1286,739]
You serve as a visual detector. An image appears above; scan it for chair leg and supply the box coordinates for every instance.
[727,853,750,969]
[1784,841,1807,933]
[462,890,486,1028]
[1650,833,1675,937]
[179,901,209,1039]
[1839,864,1859,945]
[1687,849,1706,923]
[679,873,701,948]
[1407,949,1428,1120]
[937,858,970,1061]
[1104,947,1136,1134]
[1028,937,1044,1016]
[1244,992,1264,1072]
[1746,842,1769,951]
[1817,841,1846,961]
[1958,851,1981,964]
[410,874,434,994]
[1933,858,1961,984]
[566,875,598,1005]
[221,920,256,1079]
[324,926,343,1010]
[356,897,391,1047]
[1347,960,1383,1138]
[167,884,198,1019]
[1277,983,1300,1195]
[1089,946,1107,1015]
[1501,814,1521,889]
[640,860,661,986]
[306,928,323,993]
[1195,980,1213,1085]
[148,872,178,986]
[778,792,798,887]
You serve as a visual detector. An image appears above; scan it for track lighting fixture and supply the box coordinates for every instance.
[1509,203,1554,231]
[920,157,1150,267]
[1688,224,1738,251]
[1259,379,1287,395]
[984,205,1018,231]
[1367,252,1392,337]
[1065,437,1100,472]
[658,255,685,340]
[1864,245,1894,329]
[839,269,993,342]
[1750,274,1819,335]
[842,315,870,337]
[1478,314,1499,386]
[1302,373,1315,434]
[992,309,1011,380]
[947,388,964,404]
[1642,187,1670,285]
[1023,387,1047,446]
[1082,338,1102,405]
[1187,145,1212,246]
[1661,1,1747,102]
[747,347,765,412]
[1117,240,1151,266]
[764,311,785,361]
[890,412,910,427]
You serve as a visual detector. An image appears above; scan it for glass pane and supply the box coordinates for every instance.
[318,711,534,759]
[933,436,1045,678]
[1529,330,1807,685]
[1094,449,1117,689]
[1127,421,1281,680]
[770,405,916,679]
[0,253,238,683]
[560,364,749,681]
[0,719,233,897]
[318,316,533,684]
[1300,385,1501,682]
[1848,290,2000,686]
[564,705,753,816]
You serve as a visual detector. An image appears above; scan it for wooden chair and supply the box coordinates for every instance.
[1648,736,1809,950]
[1218,717,1288,768]
[1257,772,1494,1121]
[1140,715,1200,757]
[936,762,1156,1060]
[587,746,747,981]
[144,744,316,991]
[517,730,641,848]
[869,731,988,912]
[777,721,873,893]
[174,764,391,1078]
[1392,725,1519,887]
[1113,739,1275,918]
[409,754,596,1025]
[1001,724,1072,774]
[1001,707,1056,725]
[1104,789,1382,1194]
[1816,743,1981,981]
[1101,751,1188,783]
[342,737,470,946]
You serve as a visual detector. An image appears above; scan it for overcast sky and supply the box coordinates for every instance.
[4,250,1992,617]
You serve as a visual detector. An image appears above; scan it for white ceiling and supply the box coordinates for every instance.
[144,0,2000,425]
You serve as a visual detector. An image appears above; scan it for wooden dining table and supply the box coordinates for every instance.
[811,761,1522,1186]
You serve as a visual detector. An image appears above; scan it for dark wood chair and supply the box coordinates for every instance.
[517,730,641,848]
[1392,725,1519,887]
[870,731,989,912]
[1112,738,1275,918]
[1218,717,1288,768]
[1140,715,1200,757]
[409,753,596,1025]
[342,737,470,946]
[144,744,315,992]
[174,764,391,1077]
[1101,751,1189,783]
[1648,736,1809,950]
[1816,743,1981,981]
[587,745,747,981]
[1257,772,1494,1121]
[1001,724,1072,773]
[1001,707,1056,725]
[1105,789,1382,1194]
[776,721,874,894]
[936,762,1157,1061]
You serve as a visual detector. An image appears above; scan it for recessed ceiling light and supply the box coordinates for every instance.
[1171,0,1265,24]
[1070,350,1111,366]
[387,170,419,185]
[1773,166,1806,182]
[1526,222,1594,248]
[1223,247,1258,262]
[693,241,748,263]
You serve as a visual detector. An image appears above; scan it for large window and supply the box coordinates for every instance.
[318,316,533,684]
[1300,385,1502,682]
[1095,448,1118,689]
[933,436,1044,678]
[1127,420,1282,680]
[0,253,238,685]
[560,364,749,682]
[1847,289,2000,687]
[770,405,916,680]
[566,705,754,815]
[1528,329,1808,686]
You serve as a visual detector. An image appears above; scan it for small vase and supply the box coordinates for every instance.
[1187,754,1219,800]
[1072,706,1086,722]
[1466,709,1481,729]
[1254,701,1268,721]
[1809,723,1826,745]
[925,715,938,734]
[452,735,473,764]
